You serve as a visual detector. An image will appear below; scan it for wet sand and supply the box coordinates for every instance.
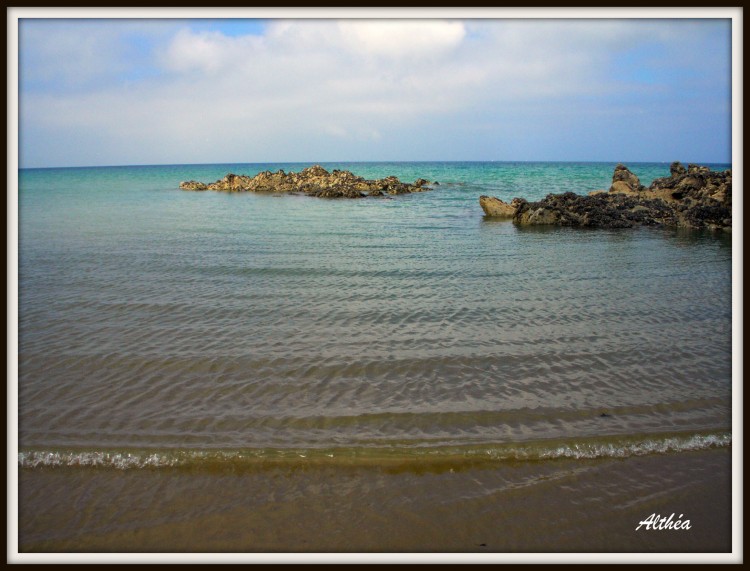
[17,447,732,556]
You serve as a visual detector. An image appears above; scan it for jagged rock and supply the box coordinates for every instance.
[649,161,732,206]
[670,161,687,177]
[179,165,433,198]
[480,162,731,231]
[609,164,645,194]
[479,195,515,218]
[179,180,208,191]
[688,164,711,176]
[513,192,679,228]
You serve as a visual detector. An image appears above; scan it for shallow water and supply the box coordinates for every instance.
[19,449,732,553]
[18,161,732,462]
[16,161,734,554]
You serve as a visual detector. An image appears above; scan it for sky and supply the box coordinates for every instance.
[16,14,734,168]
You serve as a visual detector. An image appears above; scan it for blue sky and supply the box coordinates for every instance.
[17,16,733,168]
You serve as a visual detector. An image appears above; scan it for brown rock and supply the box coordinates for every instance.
[479,195,516,218]
[610,180,638,195]
[180,165,432,198]
[179,180,208,191]
[670,161,687,177]
[479,162,731,231]
[609,163,645,193]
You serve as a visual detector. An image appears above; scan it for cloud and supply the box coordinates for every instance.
[337,20,466,59]
[159,20,469,77]
[18,18,732,167]
[160,28,263,74]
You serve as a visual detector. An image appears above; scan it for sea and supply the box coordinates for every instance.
[16,161,734,555]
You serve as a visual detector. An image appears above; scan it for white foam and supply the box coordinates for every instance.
[18,432,732,470]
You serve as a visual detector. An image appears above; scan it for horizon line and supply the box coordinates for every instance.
[18,158,733,171]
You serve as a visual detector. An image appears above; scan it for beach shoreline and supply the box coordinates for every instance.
[19,447,731,555]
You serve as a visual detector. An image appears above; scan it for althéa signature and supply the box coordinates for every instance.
[636,513,692,531]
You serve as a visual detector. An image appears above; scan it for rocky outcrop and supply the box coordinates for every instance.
[609,163,646,194]
[512,192,681,228]
[179,180,208,190]
[479,196,516,218]
[480,162,731,231]
[180,165,434,198]
[649,162,731,206]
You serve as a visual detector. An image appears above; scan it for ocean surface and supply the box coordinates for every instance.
[18,160,733,466]
[16,161,734,553]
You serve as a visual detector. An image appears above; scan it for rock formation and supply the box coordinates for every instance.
[480,162,731,231]
[180,165,433,198]
[609,163,646,194]
[478,195,516,218]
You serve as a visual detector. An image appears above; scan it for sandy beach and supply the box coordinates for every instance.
[19,447,731,555]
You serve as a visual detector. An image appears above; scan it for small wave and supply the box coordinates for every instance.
[18,450,183,470]
[485,432,731,461]
[18,431,731,471]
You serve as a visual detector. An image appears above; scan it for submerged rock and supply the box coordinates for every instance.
[179,165,434,198]
[480,162,731,231]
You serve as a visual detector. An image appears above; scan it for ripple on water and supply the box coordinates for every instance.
[18,165,732,451]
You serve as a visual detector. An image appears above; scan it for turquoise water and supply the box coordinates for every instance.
[17,161,733,467]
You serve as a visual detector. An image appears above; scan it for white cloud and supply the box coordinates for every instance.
[337,20,466,59]
[160,28,264,74]
[18,18,732,166]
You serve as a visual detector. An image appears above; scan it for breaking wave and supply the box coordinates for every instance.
[18,431,731,472]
